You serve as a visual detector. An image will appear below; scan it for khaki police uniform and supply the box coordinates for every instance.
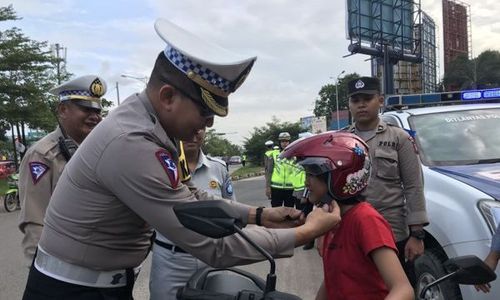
[150,150,235,299]
[38,90,295,274]
[345,120,428,242]
[18,75,106,266]
[18,127,68,264]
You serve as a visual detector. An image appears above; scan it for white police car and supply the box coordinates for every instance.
[382,91,500,300]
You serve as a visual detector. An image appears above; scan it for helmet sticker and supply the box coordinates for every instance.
[342,156,370,195]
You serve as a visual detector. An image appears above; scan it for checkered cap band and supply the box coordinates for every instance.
[164,46,231,93]
[59,90,95,101]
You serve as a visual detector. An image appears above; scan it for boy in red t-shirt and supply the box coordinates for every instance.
[281,132,413,300]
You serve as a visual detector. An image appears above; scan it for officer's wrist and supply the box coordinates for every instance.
[248,207,257,224]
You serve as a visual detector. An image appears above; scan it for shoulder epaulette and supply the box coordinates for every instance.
[206,156,227,167]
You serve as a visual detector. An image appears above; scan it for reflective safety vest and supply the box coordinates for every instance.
[270,150,294,189]
[291,164,305,193]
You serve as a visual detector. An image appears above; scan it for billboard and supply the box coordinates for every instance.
[346,0,416,51]
[300,116,314,131]
[311,116,327,134]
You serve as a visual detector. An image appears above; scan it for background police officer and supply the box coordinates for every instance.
[22,19,340,300]
[149,128,235,299]
[344,76,428,284]
[18,75,105,265]
[266,132,296,207]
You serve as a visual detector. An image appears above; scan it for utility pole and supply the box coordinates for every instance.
[116,82,120,105]
[330,70,345,130]
[53,43,67,84]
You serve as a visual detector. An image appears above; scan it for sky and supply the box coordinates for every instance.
[2,0,500,145]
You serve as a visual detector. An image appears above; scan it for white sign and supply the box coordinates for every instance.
[311,116,327,134]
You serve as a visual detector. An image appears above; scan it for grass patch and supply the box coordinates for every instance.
[231,164,264,178]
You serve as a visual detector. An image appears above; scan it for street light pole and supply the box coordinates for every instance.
[120,74,148,87]
[334,70,345,130]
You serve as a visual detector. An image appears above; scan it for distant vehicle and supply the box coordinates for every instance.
[228,156,242,165]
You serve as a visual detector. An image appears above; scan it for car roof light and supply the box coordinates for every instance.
[384,88,500,111]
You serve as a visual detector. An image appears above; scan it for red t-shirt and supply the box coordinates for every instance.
[322,202,397,300]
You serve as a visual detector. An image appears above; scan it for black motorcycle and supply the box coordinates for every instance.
[174,200,301,300]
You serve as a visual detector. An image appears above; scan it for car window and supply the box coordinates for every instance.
[409,108,500,166]
[381,115,401,127]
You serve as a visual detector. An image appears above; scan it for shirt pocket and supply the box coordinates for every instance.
[374,148,400,180]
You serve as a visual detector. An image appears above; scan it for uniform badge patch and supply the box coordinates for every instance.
[29,162,49,184]
[355,79,365,89]
[226,182,233,195]
[209,180,218,189]
[155,150,179,189]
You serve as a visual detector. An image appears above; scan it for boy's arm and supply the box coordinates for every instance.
[315,281,328,300]
[371,247,414,300]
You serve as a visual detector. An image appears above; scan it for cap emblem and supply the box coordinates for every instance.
[90,78,105,97]
[355,80,365,89]
[200,88,227,116]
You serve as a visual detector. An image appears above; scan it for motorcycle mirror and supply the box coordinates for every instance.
[444,255,497,285]
[174,200,244,238]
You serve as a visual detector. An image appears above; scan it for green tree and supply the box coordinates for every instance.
[443,50,500,90]
[203,129,241,157]
[0,5,61,163]
[243,117,302,166]
[475,50,500,88]
[313,73,359,128]
[443,54,474,90]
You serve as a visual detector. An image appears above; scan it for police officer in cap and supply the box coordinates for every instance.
[150,127,235,299]
[18,75,105,266]
[344,76,428,284]
[22,19,340,299]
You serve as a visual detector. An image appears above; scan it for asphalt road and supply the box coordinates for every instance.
[0,175,323,300]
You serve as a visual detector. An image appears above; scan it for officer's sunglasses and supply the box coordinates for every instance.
[167,83,215,117]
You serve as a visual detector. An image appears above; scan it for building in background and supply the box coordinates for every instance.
[442,0,471,76]
[371,11,437,95]
[330,110,350,130]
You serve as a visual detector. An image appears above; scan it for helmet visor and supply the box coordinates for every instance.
[298,157,335,176]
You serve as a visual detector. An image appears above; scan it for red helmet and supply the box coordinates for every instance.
[280,131,371,200]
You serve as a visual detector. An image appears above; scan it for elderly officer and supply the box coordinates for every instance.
[22,19,340,300]
[344,76,428,284]
[150,127,235,299]
[18,75,105,265]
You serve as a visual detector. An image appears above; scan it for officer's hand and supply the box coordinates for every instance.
[475,252,499,293]
[261,206,305,228]
[294,202,341,247]
[405,237,424,261]
[265,187,271,199]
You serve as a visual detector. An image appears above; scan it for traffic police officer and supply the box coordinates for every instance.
[18,75,105,265]
[344,76,428,283]
[22,19,340,300]
[266,132,296,207]
[150,128,235,299]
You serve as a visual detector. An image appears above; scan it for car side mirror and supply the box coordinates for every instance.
[173,200,244,238]
[444,255,497,285]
